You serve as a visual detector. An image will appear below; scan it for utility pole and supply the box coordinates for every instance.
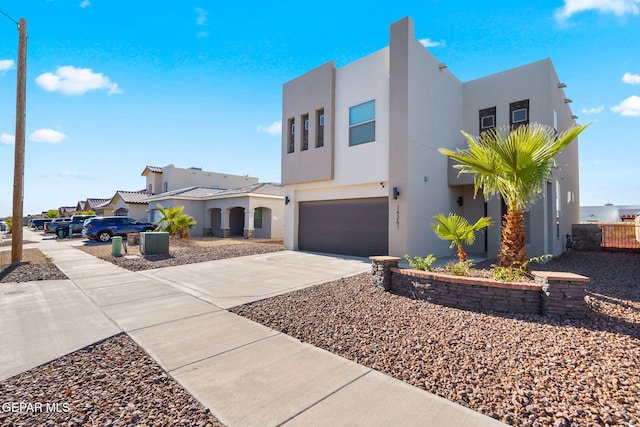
[11,17,27,264]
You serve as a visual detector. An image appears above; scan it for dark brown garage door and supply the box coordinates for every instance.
[298,197,388,257]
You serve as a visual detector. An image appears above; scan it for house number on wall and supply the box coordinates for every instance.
[396,205,400,230]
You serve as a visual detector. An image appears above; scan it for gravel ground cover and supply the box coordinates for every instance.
[231,251,640,426]
[0,333,224,427]
[76,238,284,271]
[0,248,68,283]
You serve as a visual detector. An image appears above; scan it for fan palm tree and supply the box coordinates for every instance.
[439,122,588,267]
[431,213,492,263]
[155,204,197,238]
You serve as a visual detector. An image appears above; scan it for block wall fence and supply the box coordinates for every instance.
[370,256,589,319]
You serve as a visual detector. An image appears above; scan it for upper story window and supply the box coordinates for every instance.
[301,114,309,151]
[163,181,168,192]
[479,106,496,134]
[287,117,295,153]
[316,108,325,148]
[349,100,375,146]
[510,99,529,128]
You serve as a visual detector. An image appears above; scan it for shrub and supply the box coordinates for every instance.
[404,254,437,271]
[446,260,474,276]
[491,254,552,282]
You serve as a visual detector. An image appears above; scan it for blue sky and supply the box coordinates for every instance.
[1,0,639,217]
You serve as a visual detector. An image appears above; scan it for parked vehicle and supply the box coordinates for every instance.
[54,215,96,238]
[82,216,155,242]
[45,218,71,234]
[30,218,53,230]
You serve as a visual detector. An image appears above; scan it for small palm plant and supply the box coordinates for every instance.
[431,213,492,263]
[155,204,197,238]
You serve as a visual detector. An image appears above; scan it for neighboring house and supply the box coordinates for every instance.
[145,183,284,239]
[580,204,640,223]
[109,190,152,221]
[281,16,581,259]
[76,198,113,216]
[142,164,258,194]
[58,206,76,217]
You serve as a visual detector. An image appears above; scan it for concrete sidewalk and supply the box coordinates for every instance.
[1,229,505,426]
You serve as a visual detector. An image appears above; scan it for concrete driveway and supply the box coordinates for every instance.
[137,250,371,308]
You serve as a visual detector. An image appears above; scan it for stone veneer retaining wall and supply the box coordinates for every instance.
[370,257,589,319]
[572,223,602,251]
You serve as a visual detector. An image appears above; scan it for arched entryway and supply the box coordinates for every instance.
[229,207,245,237]
[209,208,222,237]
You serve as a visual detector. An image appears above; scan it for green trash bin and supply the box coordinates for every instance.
[112,236,123,256]
[57,228,66,239]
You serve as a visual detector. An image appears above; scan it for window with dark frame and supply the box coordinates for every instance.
[349,100,375,146]
[510,99,529,128]
[254,208,263,229]
[287,117,295,153]
[316,108,324,148]
[479,106,496,134]
[302,114,309,151]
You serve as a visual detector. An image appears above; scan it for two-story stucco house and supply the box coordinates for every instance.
[281,17,581,259]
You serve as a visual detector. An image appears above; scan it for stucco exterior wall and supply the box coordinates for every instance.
[402,19,465,258]
[282,62,336,185]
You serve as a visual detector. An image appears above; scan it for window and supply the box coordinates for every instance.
[148,184,153,193]
[163,181,168,192]
[254,208,263,229]
[349,100,375,146]
[510,99,529,128]
[479,106,496,134]
[287,118,295,153]
[316,108,324,148]
[301,114,309,151]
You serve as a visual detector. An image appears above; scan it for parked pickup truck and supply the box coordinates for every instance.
[55,215,96,238]
[44,218,71,234]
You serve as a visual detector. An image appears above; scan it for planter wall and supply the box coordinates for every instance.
[370,257,589,319]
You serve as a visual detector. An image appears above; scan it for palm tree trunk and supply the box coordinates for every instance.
[457,244,467,263]
[497,207,528,267]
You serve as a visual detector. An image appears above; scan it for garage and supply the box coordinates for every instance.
[298,197,388,257]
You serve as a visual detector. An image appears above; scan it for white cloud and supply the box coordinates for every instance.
[195,8,208,26]
[1,133,15,145]
[555,0,640,21]
[57,170,96,180]
[611,95,640,116]
[0,59,14,74]
[79,0,90,8]
[29,128,68,143]
[35,66,122,95]
[419,38,446,48]
[622,72,640,84]
[581,105,604,114]
[257,121,282,136]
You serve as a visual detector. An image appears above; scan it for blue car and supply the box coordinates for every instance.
[82,216,155,242]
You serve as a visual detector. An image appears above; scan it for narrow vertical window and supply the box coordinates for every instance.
[287,117,295,153]
[479,106,496,134]
[301,114,309,151]
[349,100,375,146]
[254,208,263,229]
[316,108,324,148]
[510,99,529,129]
